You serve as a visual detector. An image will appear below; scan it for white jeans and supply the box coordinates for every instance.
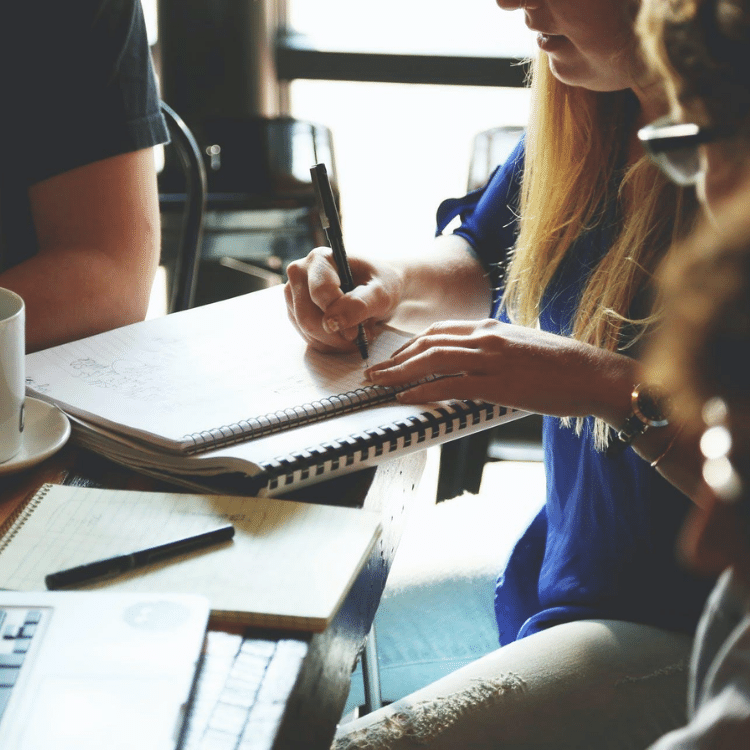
[333,619,693,750]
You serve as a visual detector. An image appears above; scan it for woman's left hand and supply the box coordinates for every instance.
[365,319,635,423]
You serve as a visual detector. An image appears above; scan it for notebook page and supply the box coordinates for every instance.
[0,484,381,631]
[25,287,411,452]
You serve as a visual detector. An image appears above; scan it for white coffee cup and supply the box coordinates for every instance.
[0,288,25,463]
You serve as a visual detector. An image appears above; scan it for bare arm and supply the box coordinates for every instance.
[284,233,493,352]
[365,318,705,503]
[388,233,495,332]
[0,148,161,352]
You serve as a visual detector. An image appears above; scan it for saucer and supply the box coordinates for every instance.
[0,397,71,476]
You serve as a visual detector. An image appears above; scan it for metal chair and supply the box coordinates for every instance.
[159,102,207,313]
[466,125,526,191]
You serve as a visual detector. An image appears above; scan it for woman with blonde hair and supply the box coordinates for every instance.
[286,1,711,747]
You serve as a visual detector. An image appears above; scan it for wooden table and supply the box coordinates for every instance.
[0,444,427,750]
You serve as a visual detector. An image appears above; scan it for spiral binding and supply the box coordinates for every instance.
[0,482,51,556]
[252,400,505,493]
[183,384,409,454]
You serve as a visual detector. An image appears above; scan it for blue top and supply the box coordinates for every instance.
[437,138,713,645]
[0,0,168,271]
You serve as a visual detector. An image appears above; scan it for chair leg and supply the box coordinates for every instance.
[436,430,492,501]
[360,624,383,715]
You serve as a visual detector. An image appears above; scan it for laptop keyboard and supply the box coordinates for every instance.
[0,607,308,749]
[0,608,44,724]
[182,631,308,750]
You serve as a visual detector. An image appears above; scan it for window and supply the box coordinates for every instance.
[287,1,534,58]
[141,0,157,46]
[149,0,534,262]
[286,1,533,256]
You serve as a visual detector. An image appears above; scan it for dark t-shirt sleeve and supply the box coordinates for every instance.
[0,0,168,270]
[15,0,168,185]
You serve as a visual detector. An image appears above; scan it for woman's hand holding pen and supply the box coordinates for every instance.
[365,318,637,424]
[284,247,404,354]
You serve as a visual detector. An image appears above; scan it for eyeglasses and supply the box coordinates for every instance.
[637,116,729,186]
[700,397,745,504]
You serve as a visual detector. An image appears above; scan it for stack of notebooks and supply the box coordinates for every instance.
[25,286,522,496]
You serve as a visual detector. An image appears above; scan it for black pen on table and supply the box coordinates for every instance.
[44,524,235,590]
[310,162,369,361]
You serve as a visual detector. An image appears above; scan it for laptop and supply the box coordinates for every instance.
[0,590,210,750]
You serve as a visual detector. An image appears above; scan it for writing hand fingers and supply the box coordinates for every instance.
[321,257,399,336]
[286,248,395,353]
[285,252,353,352]
[284,286,348,353]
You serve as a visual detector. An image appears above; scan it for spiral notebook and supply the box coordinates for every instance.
[25,286,522,495]
[0,483,381,632]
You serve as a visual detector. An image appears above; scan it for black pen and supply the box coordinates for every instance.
[44,524,235,590]
[310,163,369,361]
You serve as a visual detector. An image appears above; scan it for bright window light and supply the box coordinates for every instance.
[287,1,533,257]
[287,1,535,57]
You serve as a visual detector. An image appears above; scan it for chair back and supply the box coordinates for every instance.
[160,102,207,313]
[467,125,525,190]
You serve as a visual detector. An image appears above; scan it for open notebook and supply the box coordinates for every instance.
[25,286,522,495]
[0,484,381,632]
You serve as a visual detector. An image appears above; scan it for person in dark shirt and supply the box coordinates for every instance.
[0,0,168,352]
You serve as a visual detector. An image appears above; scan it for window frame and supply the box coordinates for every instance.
[276,31,530,88]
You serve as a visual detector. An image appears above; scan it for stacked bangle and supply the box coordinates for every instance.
[650,426,682,468]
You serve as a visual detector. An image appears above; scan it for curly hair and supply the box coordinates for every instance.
[646,181,750,426]
[638,0,750,130]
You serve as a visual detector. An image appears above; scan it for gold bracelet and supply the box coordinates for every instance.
[650,426,683,469]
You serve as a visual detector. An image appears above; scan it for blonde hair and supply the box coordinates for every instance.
[501,55,695,448]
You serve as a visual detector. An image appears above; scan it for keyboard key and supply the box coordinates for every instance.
[18,624,37,639]
[0,668,20,688]
[0,653,24,668]
[3,625,21,640]
[23,611,42,625]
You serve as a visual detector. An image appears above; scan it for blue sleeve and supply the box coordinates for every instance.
[435,137,525,315]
